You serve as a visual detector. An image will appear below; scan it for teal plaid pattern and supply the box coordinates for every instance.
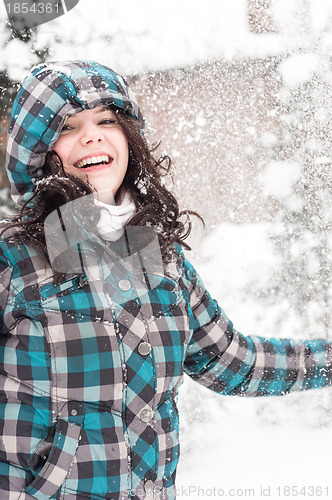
[0,232,332,499]
[6,60,143,207]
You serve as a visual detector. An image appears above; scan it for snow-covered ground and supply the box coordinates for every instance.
[178,383,332,500]
[177,223,332,499]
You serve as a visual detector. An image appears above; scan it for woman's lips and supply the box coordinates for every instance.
[74,154,113,170]
[74,161,113,173]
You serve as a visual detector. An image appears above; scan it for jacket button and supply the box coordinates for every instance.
[71,409,78,416]
[138,342,151,356]
[118,279,131,291]
[145,480,154,493]
[140,408,154,423]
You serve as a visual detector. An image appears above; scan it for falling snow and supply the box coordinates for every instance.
[0,1,332,498]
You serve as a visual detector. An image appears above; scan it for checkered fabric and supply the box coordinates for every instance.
[0,231,332,499]
[6,60,143,207]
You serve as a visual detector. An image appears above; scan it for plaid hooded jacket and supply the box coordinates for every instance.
[1,61,332,500]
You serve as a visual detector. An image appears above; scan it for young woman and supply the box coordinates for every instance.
[1,60,331,500]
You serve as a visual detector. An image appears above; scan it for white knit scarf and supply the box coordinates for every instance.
[94,191,136,241]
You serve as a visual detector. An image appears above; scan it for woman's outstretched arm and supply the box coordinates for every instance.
[180,250,332,397]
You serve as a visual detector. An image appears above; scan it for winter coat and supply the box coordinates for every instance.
[1,228,332,500]
[1,60,332,499]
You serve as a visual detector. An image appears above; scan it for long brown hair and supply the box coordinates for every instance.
[1,109,202,276]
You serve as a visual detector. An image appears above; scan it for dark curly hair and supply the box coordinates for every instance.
[1,108,202,282]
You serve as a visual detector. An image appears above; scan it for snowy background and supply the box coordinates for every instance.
[1,1,332,498]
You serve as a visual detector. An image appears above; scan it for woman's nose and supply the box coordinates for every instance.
[80,125,104,145]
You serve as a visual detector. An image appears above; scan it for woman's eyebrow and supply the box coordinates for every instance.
[97,106,112,113]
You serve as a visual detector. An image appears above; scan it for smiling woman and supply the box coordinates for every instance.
[1,60,332,500]
[3,61,192,274]
[53,106,129,204]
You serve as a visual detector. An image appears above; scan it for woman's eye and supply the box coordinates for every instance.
[59,125,73,133]
[99,119,117,125]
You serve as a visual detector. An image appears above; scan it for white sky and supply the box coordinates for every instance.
[2,0,332,80]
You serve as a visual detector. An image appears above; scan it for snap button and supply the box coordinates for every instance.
[118,279,131,291]
[138,342,151,356]
[71,409,78,416]
[140,408,154,423]
[145,480,154,493]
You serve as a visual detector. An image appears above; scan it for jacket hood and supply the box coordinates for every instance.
[6,60,143,206]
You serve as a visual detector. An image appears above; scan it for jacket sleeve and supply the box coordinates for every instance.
[181,252,332,396]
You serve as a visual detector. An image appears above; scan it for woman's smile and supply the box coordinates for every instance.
[73,153,113,170]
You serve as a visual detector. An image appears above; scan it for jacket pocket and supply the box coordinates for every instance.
[40,275,88,302]
[24,418,82,499]
[142,273,185,322]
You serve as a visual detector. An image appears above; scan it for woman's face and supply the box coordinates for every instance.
[53,106,129,204]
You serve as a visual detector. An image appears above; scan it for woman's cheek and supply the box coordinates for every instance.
[52,137,72,166]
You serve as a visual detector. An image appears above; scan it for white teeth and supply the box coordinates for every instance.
[76,155,110,168]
